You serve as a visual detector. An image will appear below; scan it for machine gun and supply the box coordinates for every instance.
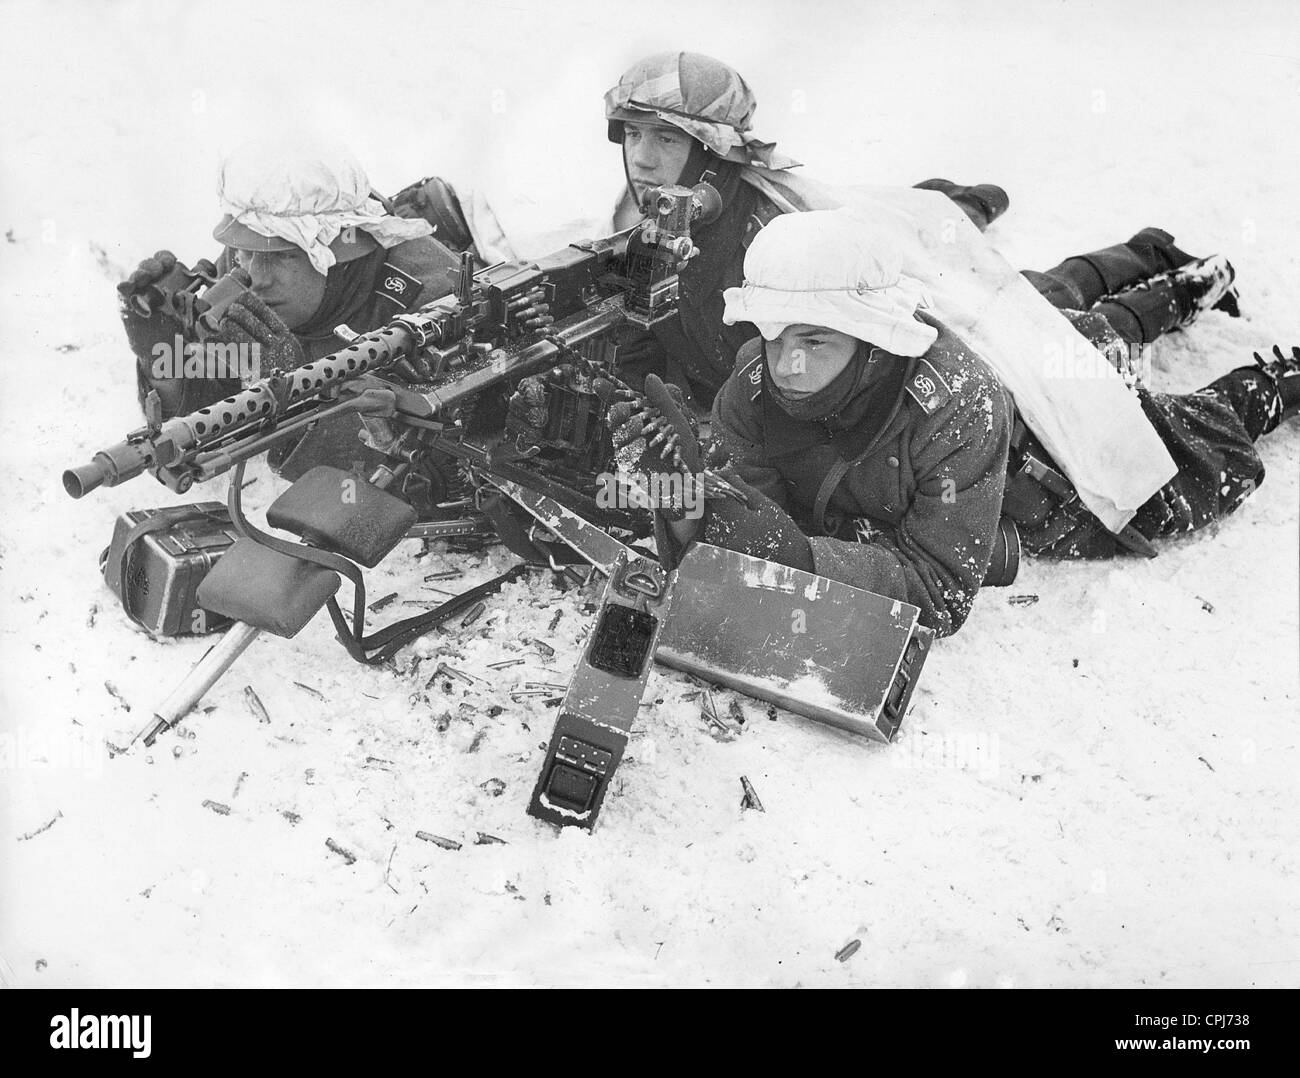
[63,181,724,722]
[64,180,933,829]
[65,181,723,528]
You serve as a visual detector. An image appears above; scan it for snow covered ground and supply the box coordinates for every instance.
[1,0,1296,987]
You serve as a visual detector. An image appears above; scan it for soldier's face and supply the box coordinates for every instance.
[765,325,859,396]
[623,121,694,207]
[235,248,327,331]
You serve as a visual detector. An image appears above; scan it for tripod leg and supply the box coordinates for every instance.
[133,621,262,747]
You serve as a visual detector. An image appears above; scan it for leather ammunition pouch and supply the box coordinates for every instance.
[1003,416,1156,559]
[1004,417,1080,525]
[391,175,480,262]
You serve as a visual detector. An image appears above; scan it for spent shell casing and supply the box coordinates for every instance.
[325,837,356,865]
[739,775,765,812]
[415,831,462,851]
[835,939,862,962]
[243,686,270,724]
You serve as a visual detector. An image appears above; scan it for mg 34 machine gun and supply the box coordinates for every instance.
[64,183,932,829]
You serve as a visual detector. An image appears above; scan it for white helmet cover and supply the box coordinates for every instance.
[214,137,432,275]
[722,209,938,357]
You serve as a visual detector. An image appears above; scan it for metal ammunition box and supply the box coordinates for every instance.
[102,503,239,637]
[656,544,933,742]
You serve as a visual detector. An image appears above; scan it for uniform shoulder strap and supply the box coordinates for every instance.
[811,357,919,534]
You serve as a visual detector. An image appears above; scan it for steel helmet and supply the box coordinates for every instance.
[604,52,797,170]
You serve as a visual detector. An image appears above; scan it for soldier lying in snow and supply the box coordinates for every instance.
[596,50,1010,408]
[507,49,1238,442]
[608,210,1299,637]
[119,138,466,481]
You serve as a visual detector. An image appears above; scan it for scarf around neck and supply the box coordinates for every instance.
[767,340,903,426]
[292,245,389,347]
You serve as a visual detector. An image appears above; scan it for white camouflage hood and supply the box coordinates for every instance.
[723,209,938,356]
[214,138,432,275]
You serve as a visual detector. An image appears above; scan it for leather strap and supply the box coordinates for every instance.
[225,461,532,664]
[810,357,916,535]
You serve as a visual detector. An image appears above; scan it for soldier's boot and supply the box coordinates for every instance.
[914,178,1010,232]
[1029,227,1239,314]
[1093,254,1237,345]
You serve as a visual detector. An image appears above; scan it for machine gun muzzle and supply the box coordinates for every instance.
[63,438,153,498]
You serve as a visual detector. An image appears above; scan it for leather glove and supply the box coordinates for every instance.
[505,374,551,448]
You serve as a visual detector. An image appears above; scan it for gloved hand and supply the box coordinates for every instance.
[120,251,204,416]
[209,288,306,379]
[699,462,814,572]
[602,375,699,472]
[119,250,187,360]
[505,374,552,448]
[1253,343,1300,419]
[600,375,703,524]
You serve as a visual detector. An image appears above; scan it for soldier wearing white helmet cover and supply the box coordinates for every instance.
[600,51,1013,409]
[510,51,1231,446]
[508,50,1008,443]
[607,210,1300,638]
[119,137,462,481]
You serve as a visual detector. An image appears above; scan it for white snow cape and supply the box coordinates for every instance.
[737,170,1178,534]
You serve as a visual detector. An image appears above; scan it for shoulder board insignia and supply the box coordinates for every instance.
[905,357,952,415]
[374,262,423,311]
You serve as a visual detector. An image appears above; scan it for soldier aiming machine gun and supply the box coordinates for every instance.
[64,183,932,829]
[67,182,724,526]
